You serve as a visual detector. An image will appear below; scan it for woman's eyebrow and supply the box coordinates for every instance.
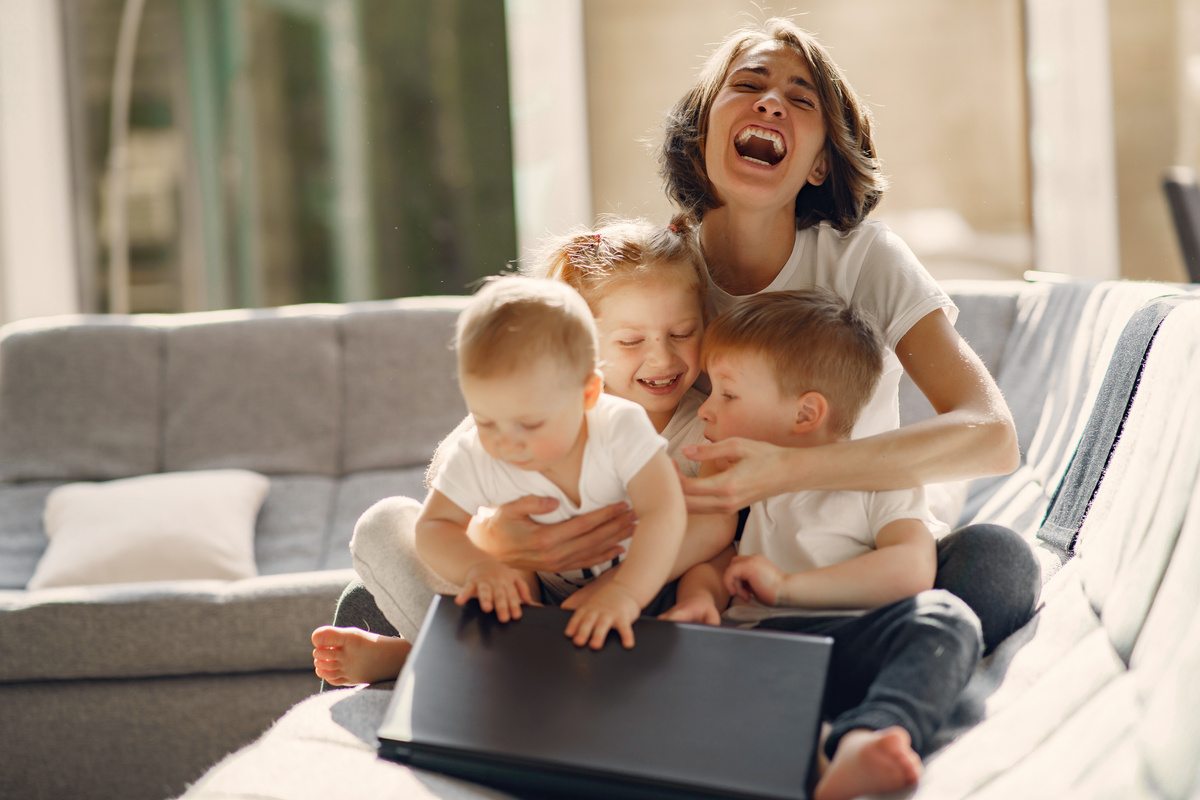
[730,65,818,93]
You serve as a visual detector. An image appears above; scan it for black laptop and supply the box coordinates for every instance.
[377,595,832,800]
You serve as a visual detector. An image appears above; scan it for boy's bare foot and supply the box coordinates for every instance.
[312,626,412,686]
[813,726,922,800]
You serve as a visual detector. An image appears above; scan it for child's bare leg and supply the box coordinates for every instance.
[312,626,412,686]
[813,726,922,800]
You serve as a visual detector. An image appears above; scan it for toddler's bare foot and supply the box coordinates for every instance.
[813,726,922,800]
[312,626,412,686]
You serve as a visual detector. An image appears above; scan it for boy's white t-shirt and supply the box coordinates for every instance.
[706,220,957,439]
[431,393,667,599]
[724,486,950,624]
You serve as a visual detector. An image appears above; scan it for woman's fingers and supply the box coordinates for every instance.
[539,505,634,572]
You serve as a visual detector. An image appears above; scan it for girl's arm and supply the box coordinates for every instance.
[680,310,1019,514]
[660,545,736,625]
[724,519,937,610]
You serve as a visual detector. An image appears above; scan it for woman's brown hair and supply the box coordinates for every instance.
[658,17,886,232]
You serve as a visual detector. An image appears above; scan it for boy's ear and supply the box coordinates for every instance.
[792,391,828,434]
[583,370,604,410]
[807,149,830,187]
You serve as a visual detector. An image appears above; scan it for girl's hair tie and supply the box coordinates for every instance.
[668,224,678,233]
[593,233,601,242]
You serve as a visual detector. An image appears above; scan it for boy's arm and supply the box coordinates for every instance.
[726,519,937,610]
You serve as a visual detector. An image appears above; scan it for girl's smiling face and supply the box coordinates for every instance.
[592,275,704,433]
[704,41,830,213]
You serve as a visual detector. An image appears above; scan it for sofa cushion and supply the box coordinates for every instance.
[0,569,355,682]
[1075,300,1200,659]
[27,469,270,590]
[0,481,60,589]
[254,475,339,575]
[0,319,162,481]
[961,282,1180,553]
[163,313,341,475]
[323,469,429,570]
[340,297,469,474]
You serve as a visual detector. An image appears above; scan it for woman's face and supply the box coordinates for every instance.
[704,41,830,215]
[592,275,704,433]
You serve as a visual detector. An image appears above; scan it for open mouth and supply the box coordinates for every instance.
[638,374,681,394]
[735,126,786,166]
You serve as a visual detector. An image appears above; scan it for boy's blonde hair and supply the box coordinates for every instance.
[702,290,884,437]
[659,17,886,231]
[526,214,707,315]
[456,276,598,385]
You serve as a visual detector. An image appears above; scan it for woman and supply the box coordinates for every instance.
[656,18,1038,652]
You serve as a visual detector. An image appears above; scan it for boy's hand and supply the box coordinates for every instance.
[456,561,534,623]
[564,582,641,650]
[724,553,786,606]
[658,595,722,626]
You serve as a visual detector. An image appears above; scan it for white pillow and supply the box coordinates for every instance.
[27,469,271,590]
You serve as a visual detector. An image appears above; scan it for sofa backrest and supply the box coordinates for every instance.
[0,297,470,482]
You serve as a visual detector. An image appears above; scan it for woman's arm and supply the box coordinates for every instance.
[680,309,1019,514]
[724,518,937,610]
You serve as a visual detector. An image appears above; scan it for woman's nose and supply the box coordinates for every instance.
[756,90,786,118]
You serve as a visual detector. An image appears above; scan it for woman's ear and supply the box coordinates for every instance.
[792,391,828,433]
[584,370,604,410]
[807,149,831,187]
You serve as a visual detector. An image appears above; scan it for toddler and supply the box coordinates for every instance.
[669,290,982,800]
[415,275,687,649]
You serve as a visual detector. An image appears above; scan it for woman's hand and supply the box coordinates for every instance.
[467,496,635,573]
[679,439,801,514]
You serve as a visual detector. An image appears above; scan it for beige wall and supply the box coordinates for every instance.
[1111,0,1190,283]
[582,1,1031,279]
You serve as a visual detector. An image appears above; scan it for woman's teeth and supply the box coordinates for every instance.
[639,377,677,388]
[735,126,786,166]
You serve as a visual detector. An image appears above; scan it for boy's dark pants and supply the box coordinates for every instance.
[756,588,983,760]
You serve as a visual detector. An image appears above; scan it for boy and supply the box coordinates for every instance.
[415,276,687,650]
[667,290,983,800]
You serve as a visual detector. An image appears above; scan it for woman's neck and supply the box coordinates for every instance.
[701,205,797,296]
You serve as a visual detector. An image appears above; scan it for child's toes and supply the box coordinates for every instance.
[311,626,344,648]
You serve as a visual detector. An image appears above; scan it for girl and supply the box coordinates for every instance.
[313,216,729,685]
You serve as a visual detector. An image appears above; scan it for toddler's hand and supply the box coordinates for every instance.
[658,595,722,626]
[564,582,641,650]
[724,553,785,606]
[456,561,533,623]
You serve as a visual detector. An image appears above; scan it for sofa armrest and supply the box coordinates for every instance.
[0,568,356,682]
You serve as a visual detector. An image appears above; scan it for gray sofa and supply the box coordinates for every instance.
[0,296,471,800]
[180,277,1200,800]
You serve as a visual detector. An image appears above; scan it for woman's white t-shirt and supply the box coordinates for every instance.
[705,219,957,439]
